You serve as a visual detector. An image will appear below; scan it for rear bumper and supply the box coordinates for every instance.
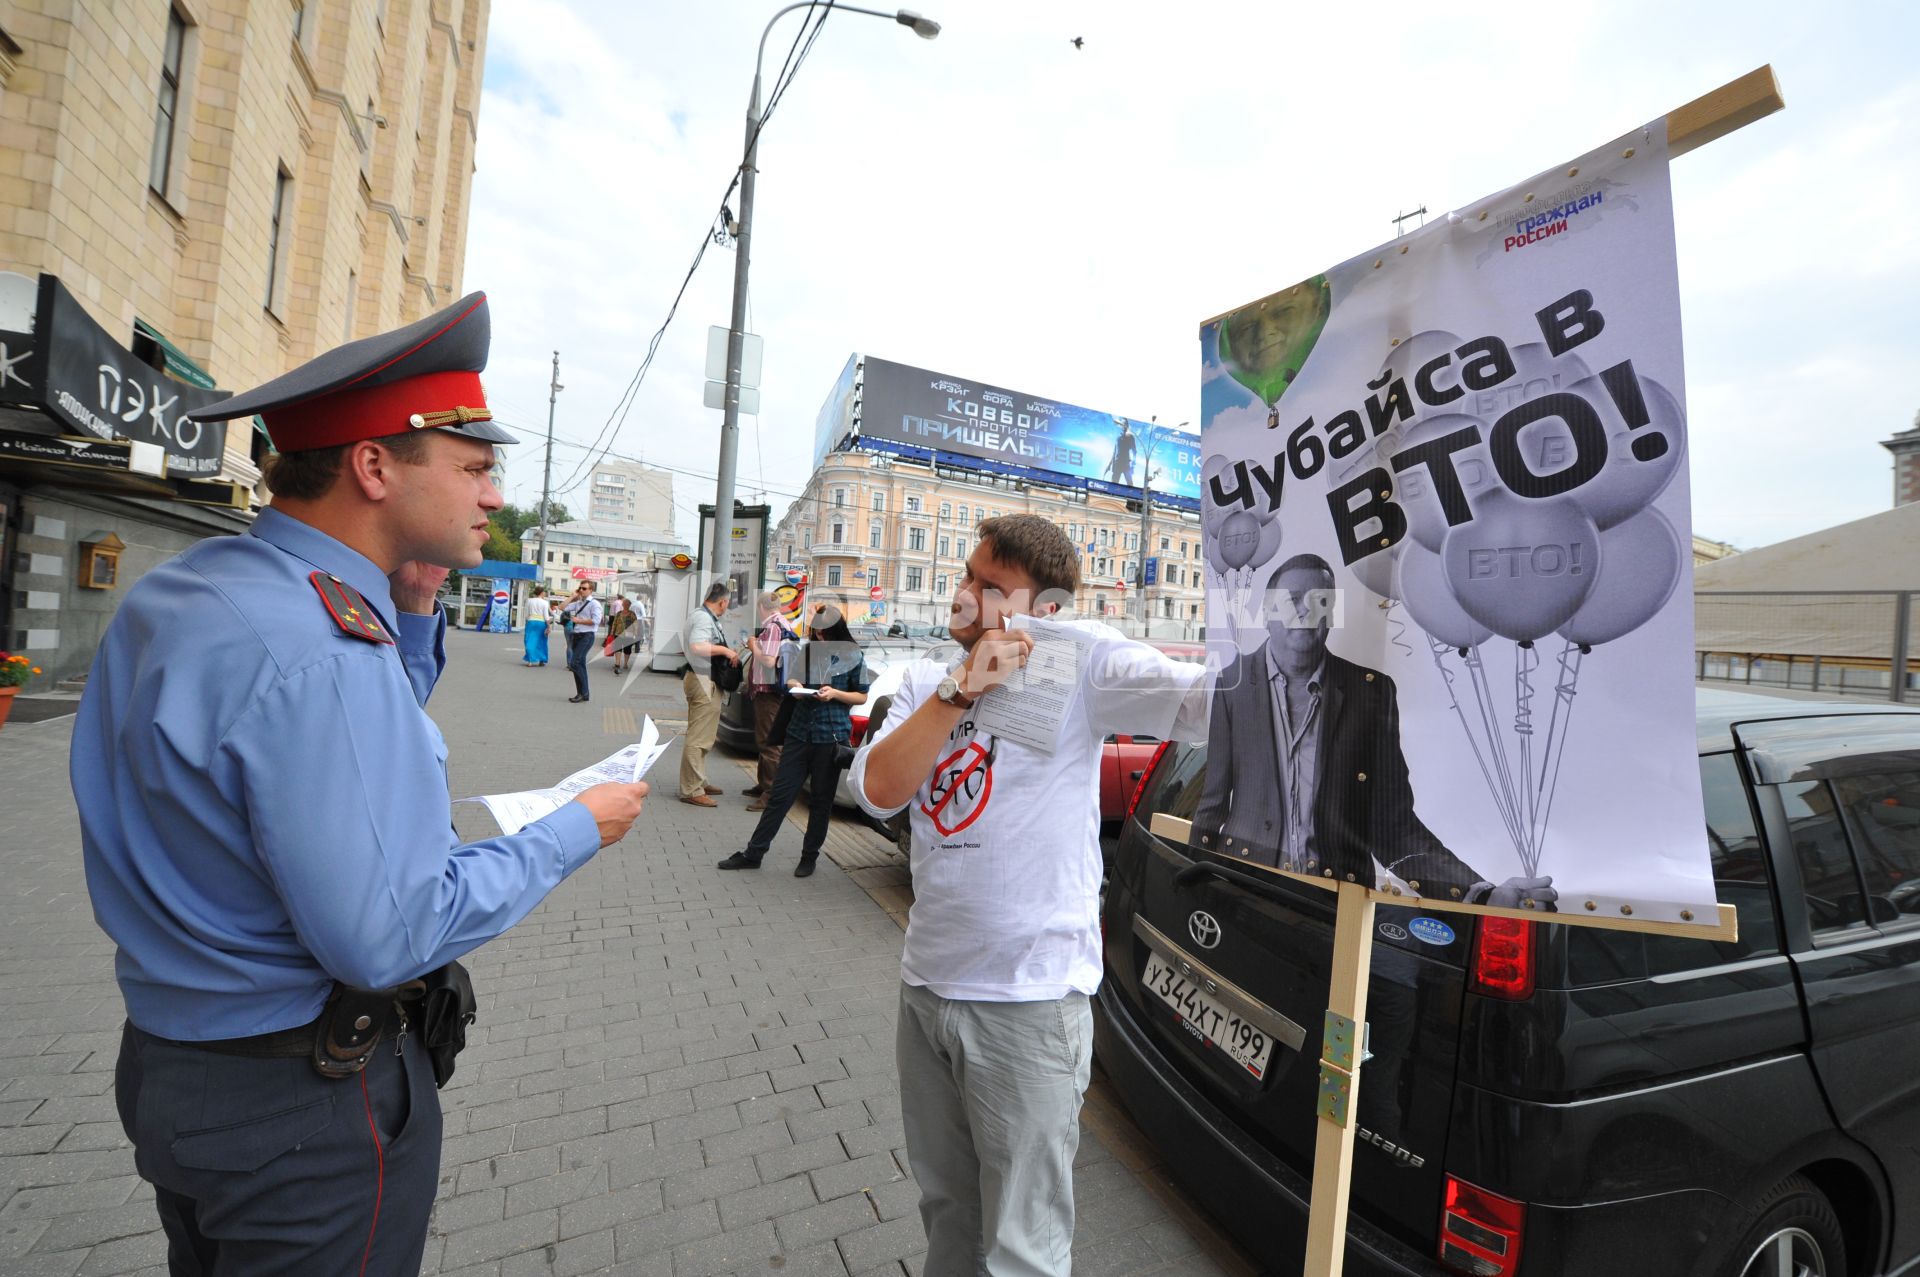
[1092,980,1451,1277]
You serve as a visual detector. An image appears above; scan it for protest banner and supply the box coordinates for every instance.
[1165,66,1783,1275]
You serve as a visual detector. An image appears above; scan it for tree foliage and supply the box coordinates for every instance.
[482,500,573,565]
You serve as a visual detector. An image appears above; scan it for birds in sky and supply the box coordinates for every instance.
[1071,36,1084,49]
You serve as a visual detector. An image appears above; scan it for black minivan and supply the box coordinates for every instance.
[1096,689,1920,1277]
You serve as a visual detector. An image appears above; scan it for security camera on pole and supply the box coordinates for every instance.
[706,5,941,604]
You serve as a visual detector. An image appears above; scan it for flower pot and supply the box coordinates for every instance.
[0,686,17,731]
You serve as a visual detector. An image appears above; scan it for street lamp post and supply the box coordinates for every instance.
[1134,419,1187,630]
[708,4,940,598]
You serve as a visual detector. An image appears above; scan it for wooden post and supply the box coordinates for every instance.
[1302,881,1378,1276]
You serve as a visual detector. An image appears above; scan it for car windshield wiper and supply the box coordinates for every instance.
[1173,858,1311,908]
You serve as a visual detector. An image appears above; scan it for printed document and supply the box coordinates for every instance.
[972,615,1091,755]
[463,716,672,834]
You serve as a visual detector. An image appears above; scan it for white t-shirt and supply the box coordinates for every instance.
[851,620,1208,1002]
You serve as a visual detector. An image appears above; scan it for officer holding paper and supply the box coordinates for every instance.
[72,293,649,1273]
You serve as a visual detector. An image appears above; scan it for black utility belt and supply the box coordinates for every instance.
[164,961,476,1089]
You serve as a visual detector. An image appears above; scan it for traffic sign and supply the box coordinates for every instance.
[869,585,885,601]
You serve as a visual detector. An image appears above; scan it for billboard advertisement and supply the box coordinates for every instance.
[696,503,770,613]
[828,355,1202,508]
[811,353,860,470]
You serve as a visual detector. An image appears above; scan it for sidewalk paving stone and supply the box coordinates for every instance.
[0,631,1250,1275]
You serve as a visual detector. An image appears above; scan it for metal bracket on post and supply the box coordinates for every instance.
[1316,1010,1371,1126]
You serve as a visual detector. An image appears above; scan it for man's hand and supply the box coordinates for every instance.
[389,562,451,615]
[956,629,1035,700]
[575,781,649,848]
[1486,875,1557,910]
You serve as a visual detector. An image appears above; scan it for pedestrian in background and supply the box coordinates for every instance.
[560,582,602,703]
[607,596,639,675]
[679,581,737,807]
[744,591,795,810]
[71,292,651,1274]
[632,591,651,651]
[720,601,867,877]
[522,586,551,666]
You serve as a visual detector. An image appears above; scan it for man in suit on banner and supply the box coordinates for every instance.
[1192,553,1555,908]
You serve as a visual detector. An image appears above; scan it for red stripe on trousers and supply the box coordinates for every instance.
[358,1070,386,1277]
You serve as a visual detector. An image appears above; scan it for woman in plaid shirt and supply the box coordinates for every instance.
[717,603,868,878]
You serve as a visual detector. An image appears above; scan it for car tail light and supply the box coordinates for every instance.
[1125,741,1172,823]
[848,714,869,747]
[1471,916,1536,1000]
[1439,1176,1524,1276]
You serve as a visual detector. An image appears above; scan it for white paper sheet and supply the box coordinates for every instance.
[970,615,1092,755]
[461,716,672,835]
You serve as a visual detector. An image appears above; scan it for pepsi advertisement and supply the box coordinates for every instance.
[851,355,1201,507]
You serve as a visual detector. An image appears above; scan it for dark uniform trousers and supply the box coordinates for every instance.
[116,1022,441,1276]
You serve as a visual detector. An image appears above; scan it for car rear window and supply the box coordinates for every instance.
[1831,769,1920,926]
[1569,753,1780,982]
[1781,778,1872,942]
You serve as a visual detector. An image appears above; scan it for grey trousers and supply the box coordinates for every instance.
[896,981,1094,1277]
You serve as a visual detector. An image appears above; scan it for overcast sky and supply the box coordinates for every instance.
[466,0,1919,553]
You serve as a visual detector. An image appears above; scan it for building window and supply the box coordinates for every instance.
[869,522,883,549]
[906,567,923,592]
[834,488,847,508]
[361,97,376,179]
[936,574,949,594]
[906,495,922,513]
[1181,541,1189,558]
[955,538,966,559]
[938,536,950,557]
[343,269,357,342]
[871,492,884,512]
[939,502,951,520]
[908,528,927,552]
[802,530,811,548]
[150,8,188,196]
[546,551,555,563]
[830,522,844,544]
[264,167,292,312]
[974,506,984,522]
[827,564,842,587]
[561,552,570,564]
[784,543,793,561]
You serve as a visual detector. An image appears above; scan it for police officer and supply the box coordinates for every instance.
[71,292,650,1274]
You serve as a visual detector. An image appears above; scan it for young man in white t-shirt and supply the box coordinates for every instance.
[851,514,1208,1277]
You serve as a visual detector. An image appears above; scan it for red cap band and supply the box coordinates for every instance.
[263,370,489,452]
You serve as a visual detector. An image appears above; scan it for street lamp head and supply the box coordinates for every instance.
[895,9,940,38]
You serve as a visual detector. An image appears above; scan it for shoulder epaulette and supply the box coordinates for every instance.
[309,571,395,644]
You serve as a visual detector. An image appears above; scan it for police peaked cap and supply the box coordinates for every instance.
[187,291,518,453]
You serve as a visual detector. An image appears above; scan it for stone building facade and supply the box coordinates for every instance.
[0,0,489,683]
[771,449,1208,636]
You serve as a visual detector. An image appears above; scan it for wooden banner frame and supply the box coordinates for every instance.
[1172,62,1784,1277]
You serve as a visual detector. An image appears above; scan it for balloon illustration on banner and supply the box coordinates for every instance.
[1378,354,1691,880]
[1218,278,1332,422]
[1202,452,1281,578]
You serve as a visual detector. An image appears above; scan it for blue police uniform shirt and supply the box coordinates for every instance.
[71,507,602,1041]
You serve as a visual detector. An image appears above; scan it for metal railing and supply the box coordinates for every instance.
[1696,590,1915,702]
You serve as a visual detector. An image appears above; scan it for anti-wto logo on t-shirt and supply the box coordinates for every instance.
[922,723,993,838]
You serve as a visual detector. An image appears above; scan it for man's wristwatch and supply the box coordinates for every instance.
[935,675,974,710]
